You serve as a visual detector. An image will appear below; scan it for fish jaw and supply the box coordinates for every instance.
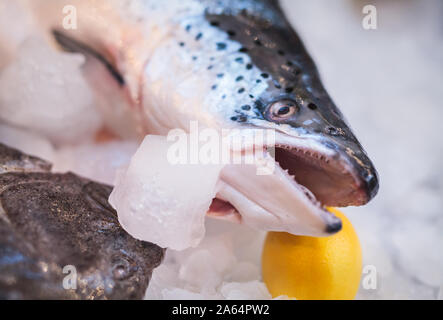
[207,128,378,236]
[210,152,342,237]
[270,131,379,207]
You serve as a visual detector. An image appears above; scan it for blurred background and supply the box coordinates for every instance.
[281,0,443,299]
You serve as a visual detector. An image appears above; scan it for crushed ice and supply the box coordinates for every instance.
[109,135,225,250]
[0,36,102,145]
[0,0,441,300]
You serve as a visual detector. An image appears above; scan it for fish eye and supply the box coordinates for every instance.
[269,100,298,119]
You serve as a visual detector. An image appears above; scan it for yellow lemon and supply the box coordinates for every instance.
[262,208,362,300]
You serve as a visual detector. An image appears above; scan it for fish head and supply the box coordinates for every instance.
[44,0,379,237]
[204,6,379,235]
[252,80,379,208]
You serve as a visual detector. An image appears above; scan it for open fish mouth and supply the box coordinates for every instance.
[208,132,378,236]
[273,143,372,208]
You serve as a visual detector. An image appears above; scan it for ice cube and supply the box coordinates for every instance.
[0,123,54,161]
[0,36,102,145]
[220,281,272,300]
[225,262,260,282]
[144,264,180,300]
[109,135,224,250]
[0,0,35,68]
[161,288,206,300]
[52,140,138,185]
[178,249,223,293]
[144,218,270,300]
[176,234,236,274]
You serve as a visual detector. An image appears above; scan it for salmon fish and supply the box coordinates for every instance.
[30,0,379,236]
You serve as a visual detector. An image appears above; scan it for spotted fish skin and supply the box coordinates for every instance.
[200,0,379,200]
[32,0,378,204]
